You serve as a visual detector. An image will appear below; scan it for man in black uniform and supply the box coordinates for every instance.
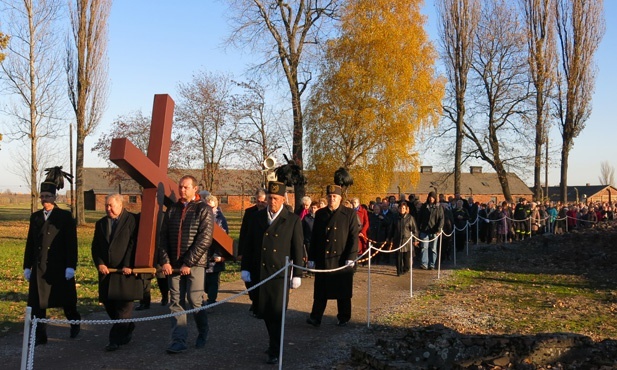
[307,184,359,327]
[240,181,304,365]
[237,187,267,316]
[23,179,81,345]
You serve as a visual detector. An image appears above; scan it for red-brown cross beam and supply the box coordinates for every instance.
[109,94,233,268]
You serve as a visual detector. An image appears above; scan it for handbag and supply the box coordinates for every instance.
[107,273,144,301]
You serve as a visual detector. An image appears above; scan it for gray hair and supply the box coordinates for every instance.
[205,194,219,207]
[254,188,266,200]
[105,193,123,204]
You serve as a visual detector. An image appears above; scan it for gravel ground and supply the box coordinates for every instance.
[1,261,452,370]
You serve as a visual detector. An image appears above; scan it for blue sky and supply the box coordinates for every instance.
[0,0,615,192]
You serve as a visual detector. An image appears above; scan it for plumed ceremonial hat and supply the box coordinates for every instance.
[326,184,342,196]
[267,181,286,196]
[40,166,73,196]
[40,181,57,195]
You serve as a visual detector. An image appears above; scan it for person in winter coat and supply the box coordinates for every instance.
[240,181,304,365]
[91,193,140,351]
[307,184,359,328]
[417,192,444,270]
[23,180,81,346]
[158,175,214,354]
[389,201,419,276]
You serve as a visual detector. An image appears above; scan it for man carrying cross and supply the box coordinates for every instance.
[158,175,214,354]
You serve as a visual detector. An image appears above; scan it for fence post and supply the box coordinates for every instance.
[20,306,32,370]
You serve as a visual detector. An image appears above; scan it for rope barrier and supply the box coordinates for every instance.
[24,264,289,370]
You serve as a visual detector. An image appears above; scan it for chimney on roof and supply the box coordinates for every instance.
[420,166,433,173]
[470,166,482,174]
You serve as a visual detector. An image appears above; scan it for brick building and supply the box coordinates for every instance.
[76,165,533,213]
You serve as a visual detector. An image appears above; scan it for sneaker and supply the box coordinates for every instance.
[166,342,187,354]
[336,320,348,327]
[420,265,428,270]
[161,297,169,306]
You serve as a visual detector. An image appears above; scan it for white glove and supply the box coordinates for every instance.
[24,268,31,281]
[291,277,301,289]
[345,260,355,267]
[307,261,315,269]
[65,267,75,280]
[241,270,251,283]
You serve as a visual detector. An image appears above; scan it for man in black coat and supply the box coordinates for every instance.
[91,193,140,351]
[240,181,304,365]
[237,187,267,316]
[23,181,81,345]
[307,184,359,328]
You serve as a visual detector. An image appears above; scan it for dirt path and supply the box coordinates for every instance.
[1,262,456,370]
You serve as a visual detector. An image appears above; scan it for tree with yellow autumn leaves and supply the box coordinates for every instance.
[305,0,445,196]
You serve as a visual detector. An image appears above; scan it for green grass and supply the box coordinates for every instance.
[0,206,243,336]
[384,267,617,340]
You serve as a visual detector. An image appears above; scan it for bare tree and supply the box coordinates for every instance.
[226,0,339,208]
[233,80,287,173]
[66,0,110,224]
[521,0,557,201]
[554,0,605,203]
[0,0,66,212]
[437,0,480,195]
[91,110,190,188]
[175,71,238,193]
[465,0,533,202]
[598,161,615,187]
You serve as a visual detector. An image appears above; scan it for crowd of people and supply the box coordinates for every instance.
[22,172,615,365]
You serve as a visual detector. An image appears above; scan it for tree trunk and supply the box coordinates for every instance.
[290,83,305,212]
[30,135,37,213]
[75,134,85,224]
[533,98,544,201]
[454,98,465,195]
[559,141,570,203]
[496,163,513,203]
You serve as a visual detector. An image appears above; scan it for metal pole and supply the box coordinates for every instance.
[20,306,32,370]
[409,237,413,297]
[437,233,442,279]
[453,230,457,266]
[465,224,469,255]
[279,257,290,370]
[367,243,371,328]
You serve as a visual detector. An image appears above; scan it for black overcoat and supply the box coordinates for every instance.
[91,209,141,302]
[309,206,359,300]
[240,207,304,320]
[390,213,419,253]
[23,206,78,309]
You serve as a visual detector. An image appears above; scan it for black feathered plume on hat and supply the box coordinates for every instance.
[334,167,353,187]
[274,154,307,187]
[334,167,353,195]
[43,166,73,190]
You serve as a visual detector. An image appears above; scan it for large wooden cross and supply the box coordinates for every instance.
[109,94,233,268]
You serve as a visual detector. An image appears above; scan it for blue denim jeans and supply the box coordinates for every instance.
[167,266,208,346]
[420,233,438,268]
